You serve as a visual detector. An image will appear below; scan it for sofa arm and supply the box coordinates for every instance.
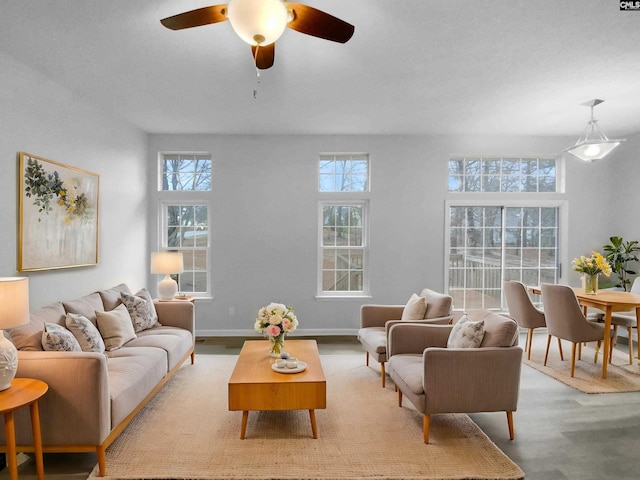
[388,323,452,356]
[154,300,194,333]
[422,346,523,414]
[360,305,404,329]
[0,351,111,446]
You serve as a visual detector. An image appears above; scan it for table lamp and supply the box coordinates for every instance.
[0,277,30,391]
[150,251,184,300]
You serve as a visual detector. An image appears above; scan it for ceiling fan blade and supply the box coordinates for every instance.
[251,43,275,70]
[160,4,228,30]
[286,3,354,43]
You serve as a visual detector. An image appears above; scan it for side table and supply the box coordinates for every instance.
[0,378,48,480]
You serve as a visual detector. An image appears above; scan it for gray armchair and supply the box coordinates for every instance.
[357,289,453,387]
[387,310,522,443]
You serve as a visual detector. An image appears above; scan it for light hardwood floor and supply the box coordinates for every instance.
[1,334,640,480]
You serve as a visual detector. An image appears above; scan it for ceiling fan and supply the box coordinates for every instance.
[160,0,355,70]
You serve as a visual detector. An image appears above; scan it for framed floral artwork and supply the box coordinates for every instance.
[18,152,100,271]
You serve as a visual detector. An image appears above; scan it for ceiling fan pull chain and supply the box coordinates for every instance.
[253,46,261,99]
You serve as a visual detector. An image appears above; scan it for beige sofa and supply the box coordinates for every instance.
[0,283,195,476]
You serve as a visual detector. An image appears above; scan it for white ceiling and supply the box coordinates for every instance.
[1,0,639,137]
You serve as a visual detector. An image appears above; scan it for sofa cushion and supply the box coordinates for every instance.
[125,326,193,370]
[388,354,424,395]
[357,327,387,355]
[65,313,105,353]
[401,293,427,321]
[447,316,485,348]
[98,283,132,311]
[8,302,66,351]
[121,289,160,333]
[106,346,168,428]
[96,304,136,351]
[42,323,82,352]
[63,292,104,327]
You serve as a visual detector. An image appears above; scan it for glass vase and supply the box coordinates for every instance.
[583,274,599,294]
[269,334,285,357]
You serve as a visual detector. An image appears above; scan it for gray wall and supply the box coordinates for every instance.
[3,50,639,334]
[0,51,149,308]
[148,133,639,336]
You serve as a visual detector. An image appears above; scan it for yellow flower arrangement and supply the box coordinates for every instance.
[571,251,612,276]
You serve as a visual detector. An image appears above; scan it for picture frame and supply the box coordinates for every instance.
[18,152,100,271]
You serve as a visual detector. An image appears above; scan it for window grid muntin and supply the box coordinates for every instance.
[319,154,369,192]
[448,205,558,312]
[161,154,212,191]
[448,157,557,193]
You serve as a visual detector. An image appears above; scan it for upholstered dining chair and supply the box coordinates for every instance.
[387,310,522,443]
[503,280,564,360]
[357,288,453,387]
[591,276,640,364]
[540,283,613,377]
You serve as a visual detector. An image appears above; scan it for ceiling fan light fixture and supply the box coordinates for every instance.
[227,0,288,46]
[564,99,625,162]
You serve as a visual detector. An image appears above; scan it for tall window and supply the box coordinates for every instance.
[318,154,370,296]
[158,154,211,296]
[446,156,562,311]
[448,205,559,311]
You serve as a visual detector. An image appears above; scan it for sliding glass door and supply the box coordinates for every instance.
[447,205,559,311]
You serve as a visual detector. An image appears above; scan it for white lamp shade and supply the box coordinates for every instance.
[0,277,30,391]
[565,141,623,162]
[150,252,184,275]
[227,0,289,46]
[0,277,30,329]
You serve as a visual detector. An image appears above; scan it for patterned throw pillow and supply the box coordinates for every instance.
[42,323,82,352]
[96,304,137,351]
[121,288,160,333]
[65,313,105,353]
[447,316,485,348]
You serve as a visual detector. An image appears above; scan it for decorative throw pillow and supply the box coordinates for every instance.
[42,323,82,352]
[121,288,160,333]
[96,304,137,351]
[447,316,485,349]
[65,313,105,353]
[401,293,428,321]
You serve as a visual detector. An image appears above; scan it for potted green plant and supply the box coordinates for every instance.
[602,236,640,291]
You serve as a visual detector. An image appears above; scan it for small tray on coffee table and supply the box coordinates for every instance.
[272,361,307,374]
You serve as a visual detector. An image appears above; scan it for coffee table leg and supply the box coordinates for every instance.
[309,409,318,439]
[240,411,249,439]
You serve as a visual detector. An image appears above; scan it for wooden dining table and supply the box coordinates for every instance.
[528,285,640,378]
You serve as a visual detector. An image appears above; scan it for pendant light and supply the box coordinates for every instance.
[564,99,625,162]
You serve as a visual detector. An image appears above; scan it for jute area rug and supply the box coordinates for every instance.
[89,353,523,480]
[522,333,640,393]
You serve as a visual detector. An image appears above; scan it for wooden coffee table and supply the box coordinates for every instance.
[228,339,326,439]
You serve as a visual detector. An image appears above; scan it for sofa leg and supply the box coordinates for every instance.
[97,445,106,476]
[365,351,369,366]
[380,362,386,388]
[398,389,402,407]
[191,351,195,364]
[423,415,430,444]
[506,411,515,440]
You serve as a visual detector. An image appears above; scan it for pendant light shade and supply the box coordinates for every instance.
[564,99,625,162]
[227,0,289,46]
